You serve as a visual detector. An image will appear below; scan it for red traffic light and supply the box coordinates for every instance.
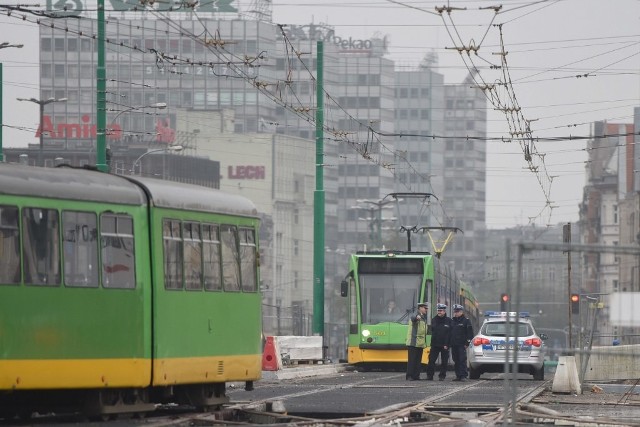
[501,293,510,302]
[570,294,579,303]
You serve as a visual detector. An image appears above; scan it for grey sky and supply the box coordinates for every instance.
[1,0,639,228]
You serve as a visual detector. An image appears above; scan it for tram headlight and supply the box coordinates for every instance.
[362,329,370,337]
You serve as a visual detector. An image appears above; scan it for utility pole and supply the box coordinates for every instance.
[17,97,67,166]
[96,0,107,172]
[312,41,324,336]
[0,42,24,162]
[564,222,572,349]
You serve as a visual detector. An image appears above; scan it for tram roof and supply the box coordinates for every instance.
[133,176,258,218]
[0,164,259,218]
[0,163,147,205]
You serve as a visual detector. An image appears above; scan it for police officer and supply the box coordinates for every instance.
[405,302,428,381]
[426,303,451,381]
[450,304,474,381]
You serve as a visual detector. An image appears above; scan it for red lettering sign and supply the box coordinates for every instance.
[34,116,175,142]
[228,165,266,179]
[36,115,121,140]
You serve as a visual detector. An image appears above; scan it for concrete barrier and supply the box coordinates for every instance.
[552,356,581,394]
[275,336,323,364]
[578,344,640,381]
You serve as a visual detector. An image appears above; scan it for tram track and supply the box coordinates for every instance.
[7,373,639,426]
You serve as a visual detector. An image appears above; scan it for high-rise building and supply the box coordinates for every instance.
[29,2,491,345]
[443,75,488,281]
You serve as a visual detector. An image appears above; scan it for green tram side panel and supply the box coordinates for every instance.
[133,177,262,360]
[0,165,152,361]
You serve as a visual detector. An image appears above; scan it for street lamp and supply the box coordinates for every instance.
[17,96,67,167]
[131,144,183,175]
[0,42,24,162]
[106,102,167,139]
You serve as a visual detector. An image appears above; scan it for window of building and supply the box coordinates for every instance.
[80,66,92,79]
[41,38,52,51]
[54,64,65,78]
[169,39,179,53]
[41,65,52,78]
[67,64,78,78]
[54,38,65,51]
[81,39,92,52]
[67,38,78,52]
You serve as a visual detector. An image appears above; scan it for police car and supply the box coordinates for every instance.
[467,311,547,380]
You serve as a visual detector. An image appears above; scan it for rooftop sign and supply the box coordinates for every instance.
[46,0,237,16]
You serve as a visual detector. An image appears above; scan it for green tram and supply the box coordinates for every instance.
[0,164,261,417]
[341,251,479,369]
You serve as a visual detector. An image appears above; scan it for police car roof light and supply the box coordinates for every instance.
[484,311,530,318]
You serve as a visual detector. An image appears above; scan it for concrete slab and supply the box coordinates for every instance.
[260,363,351,380]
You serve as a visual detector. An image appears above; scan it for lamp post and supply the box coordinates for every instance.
[106,102,167,140]
[17,96,67,167]
[0,42,24,162]
[131,145,183,176]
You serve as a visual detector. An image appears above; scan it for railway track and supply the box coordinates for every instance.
[4,372,640,426]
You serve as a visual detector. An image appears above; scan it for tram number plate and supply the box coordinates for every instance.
[495,344,517,350]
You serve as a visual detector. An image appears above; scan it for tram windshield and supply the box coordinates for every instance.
[358,273,423,324]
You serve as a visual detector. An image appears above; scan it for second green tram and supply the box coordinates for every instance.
[341,251,479,369]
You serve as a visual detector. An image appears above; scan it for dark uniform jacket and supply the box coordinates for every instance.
[450,315,474,346]
[430,315,452,347]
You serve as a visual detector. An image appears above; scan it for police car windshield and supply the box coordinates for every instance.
[481,322,533,337]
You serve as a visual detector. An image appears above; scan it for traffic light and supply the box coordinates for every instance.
[500,293,510,311]
[571,294,580,314]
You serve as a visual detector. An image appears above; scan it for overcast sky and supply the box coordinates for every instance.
[1,0,639,229]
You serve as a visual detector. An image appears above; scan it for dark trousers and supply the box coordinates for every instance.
[426,346,449,379]
[406,346,423,380]
[451,345,468,379]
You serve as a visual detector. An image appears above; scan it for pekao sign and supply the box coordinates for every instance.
[280,24,389,52]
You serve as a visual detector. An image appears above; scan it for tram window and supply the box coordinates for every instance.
[0,205,20,284]
[63,211,99,288]
[163,219,183,290]
[183,222,203,291]
[221,225,241,291]
[203,223,222,291]
[23,208,61,286]
[239,228,257,292]
[101,214,136,289]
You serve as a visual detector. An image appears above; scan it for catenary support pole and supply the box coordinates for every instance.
[96,0,107,172]
[0,63,3,162]
[312,41,325,336]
